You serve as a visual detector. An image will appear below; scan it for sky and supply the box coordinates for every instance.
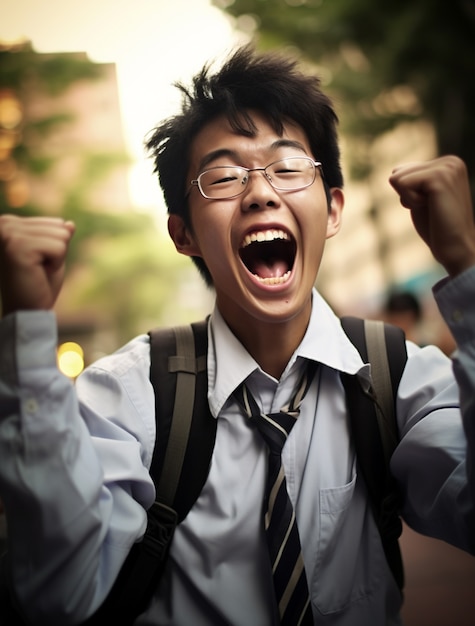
[2,0,246,207]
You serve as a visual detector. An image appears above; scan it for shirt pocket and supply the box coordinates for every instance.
[310,473,384,616]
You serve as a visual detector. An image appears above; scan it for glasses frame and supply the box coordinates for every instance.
[189,156,323,200]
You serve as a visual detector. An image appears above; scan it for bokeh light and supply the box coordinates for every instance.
[57,341,84,379]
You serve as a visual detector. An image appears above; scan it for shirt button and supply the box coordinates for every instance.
[24,398,39,414]
[452,309,464,323]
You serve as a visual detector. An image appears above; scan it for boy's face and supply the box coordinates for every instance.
[169,111,343,335]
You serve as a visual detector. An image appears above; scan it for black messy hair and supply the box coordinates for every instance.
[146,44,343,285]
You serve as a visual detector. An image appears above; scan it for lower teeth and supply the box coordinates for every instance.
[254,271,291,285]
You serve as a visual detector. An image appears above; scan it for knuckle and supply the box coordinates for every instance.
[445,154,466,175]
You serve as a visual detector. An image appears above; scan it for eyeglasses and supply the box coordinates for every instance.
[189,156,323,200]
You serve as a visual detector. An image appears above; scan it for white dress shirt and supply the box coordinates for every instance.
[0,271,474,626]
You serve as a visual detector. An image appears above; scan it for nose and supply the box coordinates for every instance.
[241,170,281,212]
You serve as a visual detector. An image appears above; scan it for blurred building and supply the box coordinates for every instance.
[0,43,133,362]
[315,118,456,350]
[318,120,440,317]
[0,46,131,214]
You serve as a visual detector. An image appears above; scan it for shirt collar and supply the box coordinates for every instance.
[298,290,368,374]
[207,289,371,417]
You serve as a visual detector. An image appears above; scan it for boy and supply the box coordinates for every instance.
[0,45,474,625]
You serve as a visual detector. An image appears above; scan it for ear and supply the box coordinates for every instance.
[168,214,202,257]
[326,188,344,239]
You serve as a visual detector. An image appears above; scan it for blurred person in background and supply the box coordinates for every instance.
[0,45,474,626]
[382,289,456,355]
[382,290,424,345]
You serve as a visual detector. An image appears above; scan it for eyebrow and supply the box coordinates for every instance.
[197,139,309,172]
[198,149,239,172]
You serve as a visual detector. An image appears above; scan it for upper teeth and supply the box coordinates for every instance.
[242,229,289,248]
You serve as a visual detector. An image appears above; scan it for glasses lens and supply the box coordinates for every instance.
[199,166,246,199]
[266,157,315,190]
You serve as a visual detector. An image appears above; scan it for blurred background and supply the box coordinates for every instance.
[1,0,475,623]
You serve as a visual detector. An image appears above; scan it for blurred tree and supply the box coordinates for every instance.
[1,43,99,212]
[215,0,475,194]
[0,42,130,251]
[0,42,196,347]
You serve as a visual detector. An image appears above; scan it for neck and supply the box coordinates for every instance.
[251,328,302,379]
[218,301,312,380]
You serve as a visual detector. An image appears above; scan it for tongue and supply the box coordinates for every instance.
[252,258,289,279]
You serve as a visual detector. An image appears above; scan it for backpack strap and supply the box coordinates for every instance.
[340,316,407,592]
[82,320,215,625]
[149,319,216,521]
[133,318,215,597]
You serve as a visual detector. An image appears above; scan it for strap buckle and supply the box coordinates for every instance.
[143,501,178,560]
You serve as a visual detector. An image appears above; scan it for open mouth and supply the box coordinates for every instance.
[239,229,296,285]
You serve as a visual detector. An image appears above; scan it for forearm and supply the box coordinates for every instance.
[391,266,475,551]
[0,312,148,624]
[436,266,475,516]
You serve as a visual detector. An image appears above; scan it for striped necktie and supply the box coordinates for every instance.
[234,363,317,626]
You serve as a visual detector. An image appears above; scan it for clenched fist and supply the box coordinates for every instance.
[389,156,475,278]
[0,215,75,317]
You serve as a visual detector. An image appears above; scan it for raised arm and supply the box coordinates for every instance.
[0,217,155,625]
[390,156,475,547]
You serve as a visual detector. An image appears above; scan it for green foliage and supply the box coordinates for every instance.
[81,151,131,185]
[216,0,475,192]
[0,43,102,93]
[26,155,56,175]
[29,113,76,137]
[73,222,192,342]
[33,55,103,95]
[0,203,39,218]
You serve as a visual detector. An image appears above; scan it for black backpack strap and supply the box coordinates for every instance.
[82,319,216,625]
[149,319,216,521]
[131,318,216,603]
[0,555,29,626]
[340,316,407,592]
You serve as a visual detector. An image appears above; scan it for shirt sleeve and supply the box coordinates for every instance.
[391,266,475,553]
[0,312,156,625]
